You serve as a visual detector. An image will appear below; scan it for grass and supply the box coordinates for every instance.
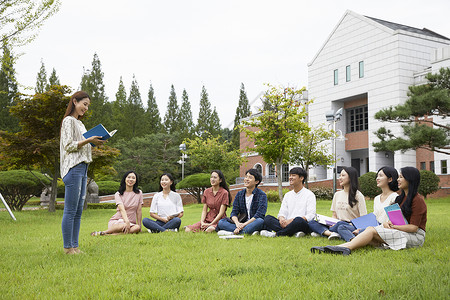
[0,198,449,299]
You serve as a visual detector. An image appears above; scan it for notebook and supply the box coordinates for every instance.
[384,203,408,225]
[351,213,379,229]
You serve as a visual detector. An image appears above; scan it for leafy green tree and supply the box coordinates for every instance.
[178,89,194,139]
[0,0,60,50]
[241,84,309,201]
[35,59,47,93]
[124,75,145,138]
[288,124,334,184]
[196,85,212,137]
[418,170,440,199]
[374,67,450,155]
[210,107,221,137]
[232,83,251,148]
[145,83,162,134]
[176,173,210,203]
[0,41,19,132]
[48,67,60,86]
[164,85,179,134]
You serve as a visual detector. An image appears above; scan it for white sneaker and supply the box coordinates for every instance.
[166,228,178,232]
[310,232,321,237]
[217,230,234,236]
[294,231,306,238]
[260,230,276,238]
[147,229,153,233]
[252,231,260,236]
[328,232,341,240]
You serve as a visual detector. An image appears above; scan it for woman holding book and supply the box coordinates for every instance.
[311,166,427,255]
[308,166,367,240]
[60,91,104,254]
[142,173,184,233]
[185,170,231,233]
[91,171,143,236]
[372,167,399,223]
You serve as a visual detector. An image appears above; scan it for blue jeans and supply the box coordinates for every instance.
[308,220,339,236]
[334,221,357,242]
[62,163,88,249]
[142,217,182,232]
[217,218,264,234]
[263,215,311,236]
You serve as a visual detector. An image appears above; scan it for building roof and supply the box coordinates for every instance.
[366,16,450,41]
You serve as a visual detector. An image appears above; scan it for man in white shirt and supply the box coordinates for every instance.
[261,167,316,237]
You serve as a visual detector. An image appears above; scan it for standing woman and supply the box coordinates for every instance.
[185,170,231,233]
[91,171,143,236]
[312,167,427,255]
[142,173,184,233]
[308,166,367,241]
[60,91,104,254]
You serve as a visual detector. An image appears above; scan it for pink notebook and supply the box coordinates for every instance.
[384,204,408,225]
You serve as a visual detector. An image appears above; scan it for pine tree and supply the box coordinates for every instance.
[111,76,127,141]
[35,59,47,94]
[0,41,19,132]
[210,106,222,137]
[48,67,60,86]
[196,85,212,137]
[125,75,145,137]
[178,89,194,138]
[145,83,161,134]
[232,83,251,148]
[164,85,179,134]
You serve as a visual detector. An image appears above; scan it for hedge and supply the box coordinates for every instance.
[359,172,381,199]
[96,181,120,196]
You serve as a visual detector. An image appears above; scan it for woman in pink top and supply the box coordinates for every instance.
[91,171,143,235]
[185,170,232,233]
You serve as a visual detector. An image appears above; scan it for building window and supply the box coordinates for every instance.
[430,161,435,173]
[420,162,426,170]
[282,164,289,182]
[346,65,351,82]
[442,160,448,174]
[254,164,262,176]
[346,105,368,133]
[268,164,276,177]
[334,69,338,85]
[359,61,364,78]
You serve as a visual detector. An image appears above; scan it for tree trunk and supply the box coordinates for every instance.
[48,163,59,212]
[276,159,283,202]
[304,163,309,188]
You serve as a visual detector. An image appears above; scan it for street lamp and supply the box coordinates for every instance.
[178,143,188,180]
[326,108,344,194]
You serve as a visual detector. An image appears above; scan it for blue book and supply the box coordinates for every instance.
[351,213,379,229]
[83,124,117,146]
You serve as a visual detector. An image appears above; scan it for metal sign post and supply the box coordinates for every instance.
[0,193,16,221]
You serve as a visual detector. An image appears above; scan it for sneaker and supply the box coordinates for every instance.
[252,231,260,236]
[310,232,321,237]
[147,229,153,233]
[328,232,341,240]
[260,230,276,238]
[166,229,178,232]
[217,230,234,236]
[294,231,306,238]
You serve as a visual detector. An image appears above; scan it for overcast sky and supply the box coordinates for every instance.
[14,0,450,129]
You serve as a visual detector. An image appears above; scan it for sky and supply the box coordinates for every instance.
[13,0,450,129]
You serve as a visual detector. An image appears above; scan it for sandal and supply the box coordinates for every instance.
[90,231,105,236]
[310,246,325,254]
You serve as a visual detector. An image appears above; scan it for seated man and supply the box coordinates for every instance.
[217,168,267,235]
[261,167,316,237]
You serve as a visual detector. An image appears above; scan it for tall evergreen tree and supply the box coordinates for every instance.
[196,85,212,137]
[145,83,162,134]
[48,67,60,86]
[178,89,194,139]
[0,41,19,132]
[111,76,127,141]
[35,59,48,94]
[232,83,251,148]
[210,106,221,137]
[164,85,179,134]
[125,75,145,137]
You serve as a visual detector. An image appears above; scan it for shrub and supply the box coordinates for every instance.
[419,170,440,199]
[310,186,334,200]
[57,178,65,197]
[54,202,117,210]
[176,173,211,203]
[359,172,380,199]
[0,170,51,211]
[266,188,290,202]
[96,181,120,196]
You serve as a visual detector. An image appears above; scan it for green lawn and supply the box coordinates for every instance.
[1,198,449,299]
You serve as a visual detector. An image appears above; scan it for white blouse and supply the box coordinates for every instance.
[373,192,398,223]
[60,116,92,179]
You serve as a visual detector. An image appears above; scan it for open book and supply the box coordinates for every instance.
[316,214,340,226]
[384,203,408,225]
[83,124,117,146]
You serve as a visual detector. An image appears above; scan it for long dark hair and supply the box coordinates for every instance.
[118,171,140,195]
[377,166,399,192]
[63,91,90,120]
[211,169,232,205]
[159,173,176,192]
[342,166,360,208]
[395,167,420,218]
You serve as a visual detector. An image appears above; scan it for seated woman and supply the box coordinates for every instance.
[185,170,231,233]
[308,166,366,241]
[142,173,183,233]
[216,168,267,235]
[91,171,143,236]
[311,166,427,255]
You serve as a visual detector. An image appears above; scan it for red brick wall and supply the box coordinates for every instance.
[345,130,368,151]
